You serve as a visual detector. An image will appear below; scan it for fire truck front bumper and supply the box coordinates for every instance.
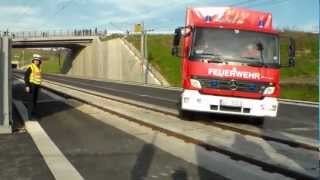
[181,90,278,117]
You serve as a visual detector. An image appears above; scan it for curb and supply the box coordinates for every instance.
[279,98,318,106]
[279,99,319,108]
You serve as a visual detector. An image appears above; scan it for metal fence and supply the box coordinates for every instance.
[0,28,109,39]
[0,37,12,133]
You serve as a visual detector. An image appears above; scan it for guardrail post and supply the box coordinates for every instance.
[0,37,12,134]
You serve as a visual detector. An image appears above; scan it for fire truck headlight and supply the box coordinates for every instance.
[183,97,190,103]
[190,79,202,89]
[263,86,275,95]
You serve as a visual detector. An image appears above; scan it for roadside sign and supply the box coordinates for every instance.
[134,24,142,33]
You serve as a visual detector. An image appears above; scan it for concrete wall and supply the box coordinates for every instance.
[62,38,168,85]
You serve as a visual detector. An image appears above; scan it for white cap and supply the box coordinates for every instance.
[33,54,42,60]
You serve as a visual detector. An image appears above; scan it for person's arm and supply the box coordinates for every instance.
[24,67,31,87]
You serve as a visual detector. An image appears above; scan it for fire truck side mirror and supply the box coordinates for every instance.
[180,26,192,37]
[172,26,192,57]
[288,37,296,67]
[172,28,182,56]
[173,28,181,47]
[171,47,180,56]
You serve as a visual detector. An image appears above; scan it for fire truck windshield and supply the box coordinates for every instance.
[190,27,279,67]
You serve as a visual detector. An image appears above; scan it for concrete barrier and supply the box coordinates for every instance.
[62,38,168,85]
[0,37,12,134]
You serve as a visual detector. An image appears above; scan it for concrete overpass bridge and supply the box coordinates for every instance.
[12,36,97,49]
[6,29,105,49]
[6,29,168,86]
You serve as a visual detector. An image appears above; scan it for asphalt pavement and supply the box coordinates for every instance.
[40,73,318,140]
[0,105,54,180]
[9,80,228,180]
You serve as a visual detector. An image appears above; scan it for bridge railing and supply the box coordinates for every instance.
[0,29,108,39]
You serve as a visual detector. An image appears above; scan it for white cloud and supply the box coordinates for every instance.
[300,21,319,32]
[0,5,36,15]
[10,17,46,31]
[94,0,196,25]
[2,0,316,33]
[111,0,192,14]
[0,0,198,31]
[0,4,44,31]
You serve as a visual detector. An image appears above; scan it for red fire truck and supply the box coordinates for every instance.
[172,7,296,124]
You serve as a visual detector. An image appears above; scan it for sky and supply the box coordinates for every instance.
[0,0,319,33]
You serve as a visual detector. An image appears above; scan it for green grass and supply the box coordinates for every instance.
[100,34,124,41]
[127,35,182,86]
[11,48,67,73]
[127,31,319,101]
[279,31,318,82]
[281,84,318,102]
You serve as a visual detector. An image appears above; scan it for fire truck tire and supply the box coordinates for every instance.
[179,109,195,121]
[251,117,265,126]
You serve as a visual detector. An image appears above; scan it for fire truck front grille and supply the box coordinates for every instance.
[196,77,269,93]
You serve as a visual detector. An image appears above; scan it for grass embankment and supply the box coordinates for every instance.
[127,35,182,86]
[127,31,319,102]
[12,48,67,73]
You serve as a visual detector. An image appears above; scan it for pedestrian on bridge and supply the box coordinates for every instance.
[24,54,42,118]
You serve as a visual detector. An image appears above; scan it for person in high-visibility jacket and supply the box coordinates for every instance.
[24,54,42,117]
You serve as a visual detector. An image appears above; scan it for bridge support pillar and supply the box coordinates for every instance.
[0,37,12,134]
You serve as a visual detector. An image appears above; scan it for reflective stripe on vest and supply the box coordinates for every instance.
[29,64,42,85]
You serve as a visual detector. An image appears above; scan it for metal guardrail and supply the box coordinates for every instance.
[0,37,12,133]
[1,29,108,39]
[12,36,97,41]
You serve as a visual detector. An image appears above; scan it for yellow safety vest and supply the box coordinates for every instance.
[29,64,42,85]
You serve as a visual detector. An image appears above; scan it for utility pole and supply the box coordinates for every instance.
[140,22,145,58]
[139,22,146,83]
[139,22,154,84]
[58,48,61,71]
[135,22,153,84]
[22,50,25,67]
[143,29,154,84]
[144,30,148,84]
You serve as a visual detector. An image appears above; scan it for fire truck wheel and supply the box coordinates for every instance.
[250,117,265,126]
[179,109,195,121]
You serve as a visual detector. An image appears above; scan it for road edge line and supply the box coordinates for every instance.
[12,99,84,180]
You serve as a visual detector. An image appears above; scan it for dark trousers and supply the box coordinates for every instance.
[28,83,40,116]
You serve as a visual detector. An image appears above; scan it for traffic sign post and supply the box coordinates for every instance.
[134,22,154,84]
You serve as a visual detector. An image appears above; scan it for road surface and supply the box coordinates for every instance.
[40,73,318,140]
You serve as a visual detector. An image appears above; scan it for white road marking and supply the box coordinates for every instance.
[25,121,84,180]
[13,99,84,180]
